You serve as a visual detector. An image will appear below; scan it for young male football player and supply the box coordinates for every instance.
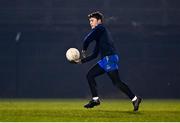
[73,11,142,111]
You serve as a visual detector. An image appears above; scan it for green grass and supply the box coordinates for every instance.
[0,99,180,121]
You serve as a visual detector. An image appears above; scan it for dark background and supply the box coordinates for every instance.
[0,0,180,98]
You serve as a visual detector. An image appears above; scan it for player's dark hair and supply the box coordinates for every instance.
[88,11,104,21]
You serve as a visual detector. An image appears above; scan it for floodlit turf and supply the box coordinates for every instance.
[0,99,180,122]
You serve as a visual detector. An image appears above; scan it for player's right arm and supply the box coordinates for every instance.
[81,43,99,63]
[73,45,99,64]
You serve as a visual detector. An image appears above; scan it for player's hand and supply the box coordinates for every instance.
[69,59,82,64]
[74,59,82,64]
[69,60,77,64]
[81,50,87,58]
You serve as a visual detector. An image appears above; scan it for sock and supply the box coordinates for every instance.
[132,96,137,102]
[92,97,99,101]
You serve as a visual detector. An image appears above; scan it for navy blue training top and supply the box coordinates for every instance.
[81,24,117,63]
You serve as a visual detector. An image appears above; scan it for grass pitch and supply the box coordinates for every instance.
[0,99,180,122]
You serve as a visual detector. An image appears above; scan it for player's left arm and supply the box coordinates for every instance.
[74,26,102,64]
[82,26,101,51]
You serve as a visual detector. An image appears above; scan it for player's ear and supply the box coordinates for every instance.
[97,19,102,24]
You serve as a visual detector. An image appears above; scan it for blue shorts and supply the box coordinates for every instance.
[98,54,119,72]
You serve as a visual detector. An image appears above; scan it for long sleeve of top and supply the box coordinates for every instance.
[81,24,117,63]
[81,43,99,63]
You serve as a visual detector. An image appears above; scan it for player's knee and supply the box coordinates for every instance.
[87,71,96,80]
[86,72,92,80]
[112,79,124,87]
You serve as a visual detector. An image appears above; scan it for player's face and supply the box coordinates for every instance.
[89,17,102,29]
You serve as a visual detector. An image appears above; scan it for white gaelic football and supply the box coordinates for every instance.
[66,48,80,61]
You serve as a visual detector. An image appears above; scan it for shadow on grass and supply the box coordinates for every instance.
[95,109,142,114]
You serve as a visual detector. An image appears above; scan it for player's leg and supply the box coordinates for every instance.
[107,70,142,111]
[107,70,135,99]
[84,63,105,108]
